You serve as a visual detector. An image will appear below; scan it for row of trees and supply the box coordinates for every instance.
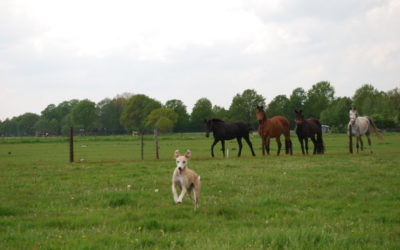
[1,82,399,136]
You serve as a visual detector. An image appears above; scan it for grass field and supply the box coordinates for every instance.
[1,133,399,249]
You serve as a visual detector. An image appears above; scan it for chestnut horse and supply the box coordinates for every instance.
[256,106,293,156]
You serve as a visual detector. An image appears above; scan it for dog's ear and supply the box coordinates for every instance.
[174,150,180,159]
[184,150,192,159]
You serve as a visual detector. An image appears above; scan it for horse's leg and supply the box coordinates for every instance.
[359,135,364,151]
[221,140,226,157]
[266,137,271,155]
[284,139,288,154]
[366,133,373,153]
[276,137,282,156]
[305,138,309,155]
[211,139,219,157]
[261,137,266,156]
[236,137,243,157]
[244,135,256,156]
[356,136,360,153]
[299,138,305,155]
[310,136,317,155]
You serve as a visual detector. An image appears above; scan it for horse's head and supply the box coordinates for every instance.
[204,119,212,137]
[349,108,358,125]
[256,105,266,125]
[294,109,304,125]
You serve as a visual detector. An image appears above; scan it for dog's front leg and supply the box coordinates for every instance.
[172,184,179,203]
[177,187,187,203]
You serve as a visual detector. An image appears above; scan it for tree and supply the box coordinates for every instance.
[165,99,190,132]
[267,95,290,117]
[191,98,213,131]
[0,118,18,136]
[120,94,162,133]
[387,87,400,126]
[38,100,79,135]
[145,108,178,133]
[17,113,40,136]
[229,89,266,122]
[352,84,388,116]
[320,97,352,132]
[304,81,335,119]
[212,105,229,120]
[71,99,97,131]
[287,87,307,129]
[96,97,127,134]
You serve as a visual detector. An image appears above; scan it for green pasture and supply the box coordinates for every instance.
[0,133,399,249]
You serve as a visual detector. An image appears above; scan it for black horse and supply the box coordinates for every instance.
[294,110,324,154]
[204,119,256,157]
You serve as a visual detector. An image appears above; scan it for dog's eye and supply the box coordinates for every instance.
[176,160,179,163]
[183,161,186,164]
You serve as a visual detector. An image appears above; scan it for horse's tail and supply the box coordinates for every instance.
[317,132,325,154]
[367,117,383,140]
[315,119,324,154]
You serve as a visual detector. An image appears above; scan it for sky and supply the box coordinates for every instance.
[0,0,399,120]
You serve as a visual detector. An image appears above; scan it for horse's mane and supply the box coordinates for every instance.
[211,118,225,123]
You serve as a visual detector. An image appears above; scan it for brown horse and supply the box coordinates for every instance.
[256,105,293,155]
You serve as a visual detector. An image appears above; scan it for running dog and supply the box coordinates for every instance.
[172,149,201,209]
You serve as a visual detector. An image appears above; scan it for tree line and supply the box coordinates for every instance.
[1,82,399,136]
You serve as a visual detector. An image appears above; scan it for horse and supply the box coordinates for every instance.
[204,119,256,157]
[348,108,382,153]
[256,105,293,156]
[294,110,324,155]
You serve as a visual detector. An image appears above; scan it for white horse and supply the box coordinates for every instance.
[348,108,382,153]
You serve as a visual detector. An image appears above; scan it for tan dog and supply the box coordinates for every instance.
[172,150,201,209]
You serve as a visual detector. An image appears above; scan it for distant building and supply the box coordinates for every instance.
[321,125,330,133]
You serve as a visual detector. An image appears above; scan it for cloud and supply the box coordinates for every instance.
[0,0,399,120]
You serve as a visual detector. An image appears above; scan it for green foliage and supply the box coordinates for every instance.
[145,108,178,133]
[16,113,40,136]
[352,84,380,115]
[120,94,162,132]
[304,81,335,119]
[71,99,97,130]
[229,89,266,122]
[165,99,190,132]
[267,94,290,117]
[1,84,400,137]
[287,87,307,128]
[320,97,352,132]
[96,97,127,134]
[370,114,396,129]
[190,98,213,131]
[212,105,229,120]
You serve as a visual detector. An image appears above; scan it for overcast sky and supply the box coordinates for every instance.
[1,0,399,120]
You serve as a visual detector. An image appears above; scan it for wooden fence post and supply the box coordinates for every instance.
[69,126,74,162]
[349,124,353,154]
[154,127,159,160]
[140,132,144,160]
